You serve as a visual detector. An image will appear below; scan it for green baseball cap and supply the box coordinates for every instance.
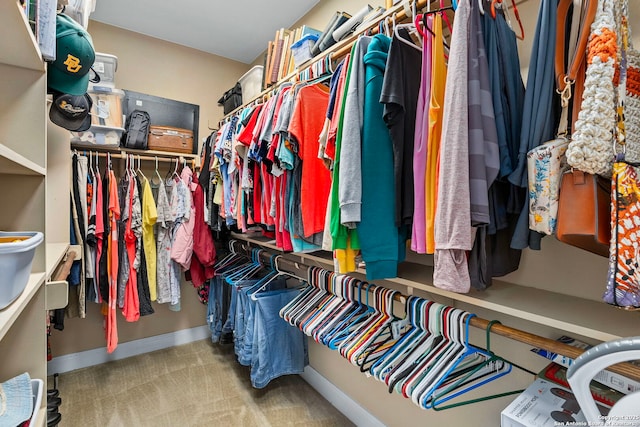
[47,14,95,96]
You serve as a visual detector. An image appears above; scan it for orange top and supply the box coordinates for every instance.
[288,83,331,238]
[107,170,120,353]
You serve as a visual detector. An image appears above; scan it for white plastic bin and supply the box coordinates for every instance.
[291,34,319,68]
[90,52,118,89]
[88,87,125,128]
[238,66,264,102]
[30,379,44,424]
[0,231,44,309]
[71,125,125,149]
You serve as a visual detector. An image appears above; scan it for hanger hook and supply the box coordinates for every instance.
[485,320,502,354]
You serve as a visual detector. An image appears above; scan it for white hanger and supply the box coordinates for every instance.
[370,297,428,382]
[136,155,147,181]
[393,10,422,51]
[385,302,445,395]
[152,156,162,186]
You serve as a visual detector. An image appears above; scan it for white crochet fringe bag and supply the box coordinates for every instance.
[566,0,639,175]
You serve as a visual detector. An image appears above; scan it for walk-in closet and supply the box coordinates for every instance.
[2,0,640,426]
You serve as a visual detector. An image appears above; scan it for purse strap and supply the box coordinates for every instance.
[555,0,598,136]
[614,1,630,159]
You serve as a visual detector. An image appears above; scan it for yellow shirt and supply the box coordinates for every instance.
[426,15,447,254]
[142,177,158,301]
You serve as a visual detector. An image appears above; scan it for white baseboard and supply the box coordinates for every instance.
[48,325,211,374]
[300,366,386,427]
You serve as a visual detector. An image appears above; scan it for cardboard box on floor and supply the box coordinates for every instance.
[501,378,611,427]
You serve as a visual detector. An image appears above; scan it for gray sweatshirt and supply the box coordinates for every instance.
[338,36,372,227]
[433,0,473,294]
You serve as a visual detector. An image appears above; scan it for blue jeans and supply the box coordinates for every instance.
[237,278,289,366]
[250,288,308,389]
[207,276,227,343]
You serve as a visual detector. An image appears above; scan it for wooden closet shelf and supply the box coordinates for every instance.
[221,0,432,120]
[230,232,639,344]
[0,142,46,176]
[0,1,43,72]
[45,243,70,280]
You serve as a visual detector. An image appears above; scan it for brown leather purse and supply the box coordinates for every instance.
[555,170,611,257]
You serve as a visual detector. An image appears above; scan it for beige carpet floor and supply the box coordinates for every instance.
[51,339,354,427]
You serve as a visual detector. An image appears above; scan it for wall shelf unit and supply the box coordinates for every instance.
[0,2,68,425]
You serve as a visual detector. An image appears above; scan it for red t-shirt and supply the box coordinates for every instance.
[236,105,263,146]
[288,83,331,238]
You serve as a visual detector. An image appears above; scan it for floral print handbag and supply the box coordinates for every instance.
[527,137,570,235]
[605,160,640,309]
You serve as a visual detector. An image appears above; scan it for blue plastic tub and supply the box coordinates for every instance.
[0,231,44,309]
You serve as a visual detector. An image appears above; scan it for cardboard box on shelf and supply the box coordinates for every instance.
[531,336,640,395]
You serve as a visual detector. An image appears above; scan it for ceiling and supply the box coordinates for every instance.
[90,0,321,64]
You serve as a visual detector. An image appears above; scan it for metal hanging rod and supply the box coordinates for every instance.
[92,151,194,165]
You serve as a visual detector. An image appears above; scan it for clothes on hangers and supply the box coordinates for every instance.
[381,27,422,230]
[412,14,433,255]
[66,151,215,352]
[357,34,405,280]
[211,0,586,294]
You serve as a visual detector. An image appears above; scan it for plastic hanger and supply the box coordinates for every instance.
[368,297,422,379]
[370,298,434,383]
[393,12,423,52]
[321,280,370,348]
[439,0,454,36]
[326,282,377,351]
[314,277,368,344]
[249,254,295,300]
[136,155,146,181]
[305,275,353,341]
[409,309,495,408]
[339,287,395,364]
[391,305,453,398]
[429,321,536,410]
[214,247,244,271]
[129,154,136,179]
[348,288,399,367]
[491,0,525,40]
[314,277,366,345]
[414,11,450,51]
[280,267,329,327]
[411,309,473,405]
[225,248,265,286]
[298,270,344,333]
[94,151,100,176]
[171,157,180,181]
[375,300,439,387]
[291,269,337,329]
[301,274,349,336]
